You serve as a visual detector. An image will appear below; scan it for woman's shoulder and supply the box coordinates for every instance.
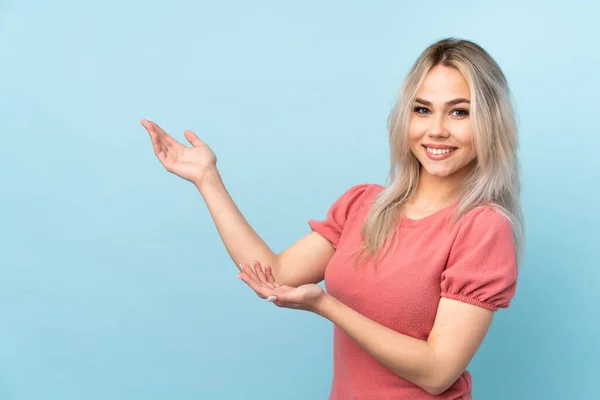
[344,182,385,197]
[325,183,385,220]
[450,204,515,250]
[459,205,512,229]
[342,182,385,207]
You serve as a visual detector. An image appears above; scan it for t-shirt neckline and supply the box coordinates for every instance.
[399,201,458,228]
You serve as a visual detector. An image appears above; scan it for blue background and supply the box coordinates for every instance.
[1,1,598,399]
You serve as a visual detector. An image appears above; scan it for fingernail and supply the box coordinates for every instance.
[237,274,242,279]
[267,296,277,302]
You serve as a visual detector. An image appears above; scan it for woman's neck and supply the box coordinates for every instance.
[408,166,469,210]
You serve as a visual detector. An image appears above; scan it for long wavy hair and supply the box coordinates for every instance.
[354,37,524,268]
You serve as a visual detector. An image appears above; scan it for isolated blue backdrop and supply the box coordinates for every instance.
[1,1,598,399]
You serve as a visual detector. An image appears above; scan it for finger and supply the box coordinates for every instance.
[141,119,164,139]
[252,262,279,290]
[149,133,164,157]
[142,121,171,166]
[145,120,168,138]
[252,261,268,284]
[146,125,159,145]
[238,272,269,299]
[278,288,305,304]
[147,120,185,150]
[184,130,204,148]
[239,262,267,284]
[151,138,171,163]
[143,120,175,155]
[146,127,168,158]
[238,263,256,280]
[267,293,293,307]
[241,264,259,282]
[160,129,182,149]
[141,119,154,132]
[267,286,289,303]
[264,265,280,287]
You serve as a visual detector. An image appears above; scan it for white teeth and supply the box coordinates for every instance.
[426,147,455,155]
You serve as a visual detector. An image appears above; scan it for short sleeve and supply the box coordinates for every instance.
[308,184,373,248]
[440,207,519,311]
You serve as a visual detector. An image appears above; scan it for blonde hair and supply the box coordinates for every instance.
[354,37,524,267]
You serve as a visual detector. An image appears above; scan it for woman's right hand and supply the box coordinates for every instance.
[141,119,218,188]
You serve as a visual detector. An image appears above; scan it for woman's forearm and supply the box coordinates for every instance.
[195,169,278,271]
[314,294,444,395]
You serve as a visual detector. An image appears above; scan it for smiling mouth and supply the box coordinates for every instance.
[423,145,457,155]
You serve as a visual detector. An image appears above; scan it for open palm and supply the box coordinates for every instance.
[141,119,217,186]
[238,261,326,312]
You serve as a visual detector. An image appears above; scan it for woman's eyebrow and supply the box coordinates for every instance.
[415,97,471,106]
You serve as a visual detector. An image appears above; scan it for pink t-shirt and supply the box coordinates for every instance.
[308,183,518,400]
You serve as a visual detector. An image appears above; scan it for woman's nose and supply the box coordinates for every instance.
[427,114,449,138]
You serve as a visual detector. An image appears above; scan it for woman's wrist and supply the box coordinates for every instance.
[194,167,222,193]
[312,292,338,317]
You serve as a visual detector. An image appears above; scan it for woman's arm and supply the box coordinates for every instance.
[314,295,494,395]
[195,170,278,270]
[238,262,495,396]
[197,171,334,287]
[142,119,334,288]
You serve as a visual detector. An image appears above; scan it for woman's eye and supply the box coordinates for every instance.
[412,107,469,116]
[451,108,469,117]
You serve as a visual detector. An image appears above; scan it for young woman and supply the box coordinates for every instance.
[141,37,523,399]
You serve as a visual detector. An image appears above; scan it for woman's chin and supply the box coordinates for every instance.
[419,158,475,179]
[428,171,453,178]
[420,164,455,178]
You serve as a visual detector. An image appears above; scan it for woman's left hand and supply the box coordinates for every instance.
[237,261,326,313]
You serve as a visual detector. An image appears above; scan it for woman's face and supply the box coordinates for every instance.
[408,65,476,179]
